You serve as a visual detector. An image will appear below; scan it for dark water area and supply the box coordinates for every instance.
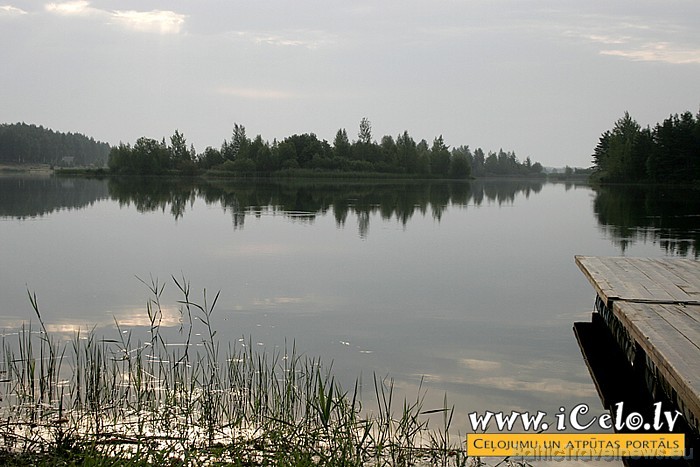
[593,183,700,258]
[0,174,110,218]
[1,175,698,446]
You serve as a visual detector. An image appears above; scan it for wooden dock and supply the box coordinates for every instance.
[575,256,700,436]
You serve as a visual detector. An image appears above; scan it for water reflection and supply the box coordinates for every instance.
[106,177,547,237]
[0,176,549,226]
[2,176,699,257]
[0,174,109,218]
[592,184,700,257]
[3,174,696,449]
[107,177,199,220]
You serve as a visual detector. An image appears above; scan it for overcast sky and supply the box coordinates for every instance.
[1,1,699,167]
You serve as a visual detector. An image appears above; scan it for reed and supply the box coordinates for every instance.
[0,279,530,466]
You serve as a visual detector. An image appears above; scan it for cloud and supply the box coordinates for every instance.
[44,1,185,35]
[561,15,700,65]
[251,296,307,306]
[0,5,27,15]
[111,10,186,35]
[461,358,502,371]
[474,376,597,398]
[45,0,95,16]
[581,34,630,45]
[600,42,700,65]
[108,305,182,328]
[233,30,336,50]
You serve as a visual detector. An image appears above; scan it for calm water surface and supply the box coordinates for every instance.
[1,175,698,442]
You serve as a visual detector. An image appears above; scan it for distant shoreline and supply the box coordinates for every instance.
[0,163,53,174]
[51,166,558,181]
[2,163,595,184]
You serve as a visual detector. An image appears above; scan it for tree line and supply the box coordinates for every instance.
[108,118,544,178]
[0,123,110,167]
[592,110,700,183]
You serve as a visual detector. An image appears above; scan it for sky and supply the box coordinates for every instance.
[1,1,699,168]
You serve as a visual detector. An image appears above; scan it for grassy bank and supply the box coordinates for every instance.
[0,278,528,466]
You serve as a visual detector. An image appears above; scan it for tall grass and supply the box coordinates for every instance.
[0,278,529,466]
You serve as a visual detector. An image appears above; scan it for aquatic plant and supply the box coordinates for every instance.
[0,278,529,467]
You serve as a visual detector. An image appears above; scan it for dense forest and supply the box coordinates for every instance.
[0,119,545,178]
[0,123,110,167]
[108,119,544,178]
[592,110,700,183]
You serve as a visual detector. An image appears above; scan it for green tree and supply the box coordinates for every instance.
[484,151,498,174]
[352,118,378,163]
[450,146,471,178]
[333,129,352,160]
[169,130,196,171]
[283,133,327,168]
[379,135,398,170]
[592,131,611,172]
[198,146,224,169]
[108,137,169,174]
[593,112,641,182]
[108,143,133,173]
[396,131,418,173]
[169,130,188,162]
[233,123,250,159]
[630,127,653,180]
[247,135,267,165]
[472,148,485,176]
[430,135,451,176]
[132,137,169,174]
[649,111,699,182]
[277,140,299,169]
[610,113,641,181]
[222,123,249,161]
[358,117,372,145]
[416,139,431,175]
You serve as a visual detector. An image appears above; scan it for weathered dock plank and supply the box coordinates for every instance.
[576,256,700,306]
[575,256,700,435]
[614,302,700,392]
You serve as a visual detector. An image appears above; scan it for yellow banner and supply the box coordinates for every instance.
[466,433,684,458]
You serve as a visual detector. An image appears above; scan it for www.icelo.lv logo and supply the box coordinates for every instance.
[466,402,686,459]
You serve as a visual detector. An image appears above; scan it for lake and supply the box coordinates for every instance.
[1,174,698,442]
